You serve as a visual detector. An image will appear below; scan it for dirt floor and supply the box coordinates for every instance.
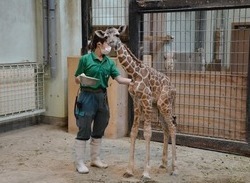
[0,124,249,183]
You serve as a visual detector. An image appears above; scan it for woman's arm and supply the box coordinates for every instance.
[114,75,132,85]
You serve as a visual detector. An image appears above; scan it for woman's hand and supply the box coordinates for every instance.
[75,73,86,84]
[75,76,81,84]
[115,75,133,85]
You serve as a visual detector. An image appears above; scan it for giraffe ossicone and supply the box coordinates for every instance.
[96,25,178,180]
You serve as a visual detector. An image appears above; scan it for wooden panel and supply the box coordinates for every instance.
[176,72,247,141]
[67,57,80,133]
[140,71,247,141]
[230,23,250,73]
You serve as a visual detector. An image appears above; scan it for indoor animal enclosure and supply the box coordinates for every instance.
[82,0,250,155]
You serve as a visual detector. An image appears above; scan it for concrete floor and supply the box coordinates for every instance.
[0,124,249,183]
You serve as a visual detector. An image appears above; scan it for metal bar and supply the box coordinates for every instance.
[247,25,250,144]
[136,0,250,13]
[127,0,141,131]
[138,129,250,156]
[0,110,46,124]
[81,0,91,55]
[129,0,141,56]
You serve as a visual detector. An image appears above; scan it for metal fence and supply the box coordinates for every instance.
[139,8,249,141]
[82,0,250,155]
[0,63,45,123]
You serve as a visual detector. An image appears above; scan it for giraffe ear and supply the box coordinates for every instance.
[118,25,126,34]
[95,30,106,38]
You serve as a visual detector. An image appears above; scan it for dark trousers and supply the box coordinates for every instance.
[75,90,109,140]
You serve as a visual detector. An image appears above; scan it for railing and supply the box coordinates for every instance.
[0,63,45,123]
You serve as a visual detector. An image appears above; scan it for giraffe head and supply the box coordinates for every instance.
[95,26,126,50]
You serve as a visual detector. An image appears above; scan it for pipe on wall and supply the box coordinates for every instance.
[42,0,49,65]
[42,0,57,78]
[48,0,57,78]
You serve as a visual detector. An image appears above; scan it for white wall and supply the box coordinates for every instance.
[0,0,37,63]
[0,0,82,119]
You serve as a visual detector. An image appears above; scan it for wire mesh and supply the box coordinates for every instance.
[91,0,129,26]
[140,8,249,141]
[90,1,249,142]
[0,63,45,123]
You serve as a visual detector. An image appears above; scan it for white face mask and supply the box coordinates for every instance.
[101,45,111,55]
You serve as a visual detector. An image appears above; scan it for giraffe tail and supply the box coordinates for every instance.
[171,88,177,127]
[172,115,177,127]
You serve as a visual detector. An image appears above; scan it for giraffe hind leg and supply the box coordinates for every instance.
[157,113,169,169]
[169,116,178,175]
[157,99,177,175]
[160,128,169,169]
[170,88,178,169]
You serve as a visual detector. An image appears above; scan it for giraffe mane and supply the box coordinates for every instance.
[123,44,143,64]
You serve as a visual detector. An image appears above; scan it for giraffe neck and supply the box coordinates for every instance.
[116,42,139,77]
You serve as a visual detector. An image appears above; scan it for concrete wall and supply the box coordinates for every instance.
[0,0,37,63]
[0,0,82,121]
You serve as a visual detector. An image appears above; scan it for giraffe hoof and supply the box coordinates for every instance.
[123,172,133,178]
[159,164,167,169]
[170,170,178,176]
[141,176,155,183]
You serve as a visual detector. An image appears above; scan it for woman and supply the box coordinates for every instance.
[74,32,132,174]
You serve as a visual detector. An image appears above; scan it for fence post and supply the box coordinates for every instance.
[128,0,142,131]
[81,0,91,55]
[247,35,250,144]
[129,0,140,57]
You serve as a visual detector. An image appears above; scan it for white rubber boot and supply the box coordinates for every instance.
[90,138,108,168]
[74,139,89,174]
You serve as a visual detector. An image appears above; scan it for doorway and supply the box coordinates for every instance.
[230,23,250,73]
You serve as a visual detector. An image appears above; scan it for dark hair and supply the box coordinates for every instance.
[88,33,107,51]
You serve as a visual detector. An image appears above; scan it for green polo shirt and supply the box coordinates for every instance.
[75,52,120,89]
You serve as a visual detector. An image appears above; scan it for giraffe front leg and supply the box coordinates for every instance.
[123,103,141,178]
[123,132,136,178]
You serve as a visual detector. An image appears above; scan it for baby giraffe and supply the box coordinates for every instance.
[95,26,177,181]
